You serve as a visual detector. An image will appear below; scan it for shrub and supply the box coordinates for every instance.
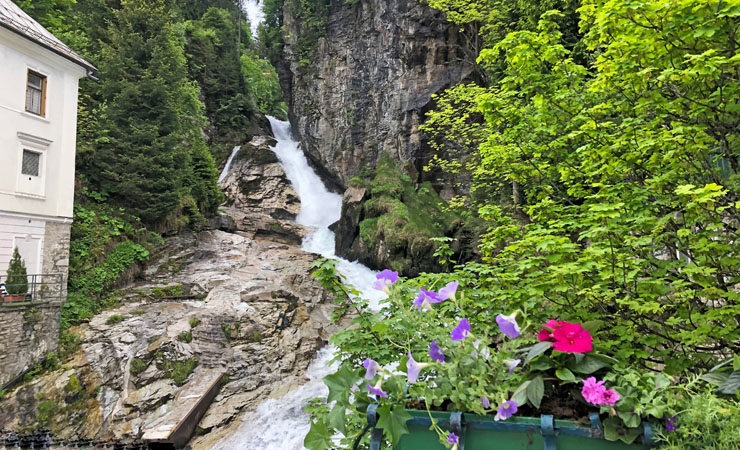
[189,317,201,328]
[5,247,28,295]
[130,357,147,376]
[177,332,192,343]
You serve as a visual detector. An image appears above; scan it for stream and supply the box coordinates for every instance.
[213,118,385,449]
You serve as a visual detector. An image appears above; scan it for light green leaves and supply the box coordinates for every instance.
[323,363,360,405]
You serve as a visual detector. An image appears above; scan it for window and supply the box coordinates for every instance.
[25,70,46,116]
[21,150,41,177]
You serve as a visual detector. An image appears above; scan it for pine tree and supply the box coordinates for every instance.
[88,0,220,224]
[6,248,28,296]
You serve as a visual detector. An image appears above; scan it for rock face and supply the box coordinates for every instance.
[0,136,338,445]
[280,0,474,189]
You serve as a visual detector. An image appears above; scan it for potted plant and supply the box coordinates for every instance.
[304,269,674,450]
[4,247,29,302]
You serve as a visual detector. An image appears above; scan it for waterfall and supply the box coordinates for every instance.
[241,0,264,38]
[214,118,385,449]
[218,146,241,183]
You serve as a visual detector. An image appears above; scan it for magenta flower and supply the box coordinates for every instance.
[480,396,491,409]
[447,432,459,445]
[450,319,471,341]
[429,340,445,363]
[496,313,521,339]
[505,359,521,375]
[366,383,388,398]
[363,358,380,380]
[438,281,459,300]
[372,269,399,292]
[494,401,518,421]
[552,322,593,353]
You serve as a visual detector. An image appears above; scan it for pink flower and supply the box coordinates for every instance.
[581,377,620,406]
[581,377,606,404]
[602,389,621,406]
[552,322,593,353]
[537,320,565,342]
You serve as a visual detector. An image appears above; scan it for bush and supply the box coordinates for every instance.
[130,357,147,376]
[177,332,193,343]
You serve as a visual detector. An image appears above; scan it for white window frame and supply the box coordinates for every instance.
[16,132,51,199]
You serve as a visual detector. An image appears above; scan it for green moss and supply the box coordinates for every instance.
[177,332,193,343]
[64,374,83,393]
[357,155,459,274]
[130,357,147,376]
[247,331,263,343]
[105,314,125,325]
[189,317,201,328]
[36,400,57,427]
[170,357,198,386]
[222,323,233,340]
[151,284,183,298]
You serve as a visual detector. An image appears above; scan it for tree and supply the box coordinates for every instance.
[6,248,29,296]
[88,0,220,224]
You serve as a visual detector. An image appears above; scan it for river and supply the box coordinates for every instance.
[213,118,384,449]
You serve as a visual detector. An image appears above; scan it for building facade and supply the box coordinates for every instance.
[0,0,94,386]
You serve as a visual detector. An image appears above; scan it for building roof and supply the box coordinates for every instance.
[0,0,96,73]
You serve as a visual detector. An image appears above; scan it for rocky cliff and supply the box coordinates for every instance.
[0,136,339,445]
[279,0,474,189]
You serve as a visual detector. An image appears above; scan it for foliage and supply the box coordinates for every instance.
[130,357,148,376]
[177,332,193,343]
[284,0,330,68]
[189,317,201,328]
[5,248,28,295]
[241,51,288,118]
[305,266,690,449]
[356,155,460,276]
[656,386,740,450]
[160,357,198,386]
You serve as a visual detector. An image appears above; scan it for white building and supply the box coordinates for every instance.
[0,0,94,278]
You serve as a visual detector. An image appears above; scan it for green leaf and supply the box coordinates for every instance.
[555,367,576,382]
[603,418,641,444]
[323,363,359,405]
[511,380,531,406]
[716,370,740,395]
[581,320,604,333]
[526,375,545,409]
[327,403,347,435]
[377,405,412,446]
[568,354,612,374]
[701,372,730,386]
[525,342,553,364]
[304,421,332,450]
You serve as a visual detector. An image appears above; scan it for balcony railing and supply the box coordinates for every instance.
[0,273,64,304]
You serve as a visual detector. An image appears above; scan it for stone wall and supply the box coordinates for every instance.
[41,221,71,298]
[0,302,61,387]
[0,220,69,387]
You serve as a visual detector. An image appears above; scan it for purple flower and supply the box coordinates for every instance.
[496,313,521,339]
[413,289,445,311]
[363,358,380,380]
[480,396,491,409]
[406,352,429,384]
[665,415,678,432]
[438,281,459,300]
[505,359,521,375]
[373,269,398,292]
[494,401,518,421]
[447,432,459,445]
[366,383,389,398]
[450,319,471,341]
[429,340,445,363]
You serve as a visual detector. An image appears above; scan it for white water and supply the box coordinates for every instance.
[241,0,264,38]
[214,118,385,450]
[218,146,241,183]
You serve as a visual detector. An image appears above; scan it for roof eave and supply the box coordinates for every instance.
[0,21,97,78]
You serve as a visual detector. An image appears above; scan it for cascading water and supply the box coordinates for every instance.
[218,146,241,183]
[214,118,385,449]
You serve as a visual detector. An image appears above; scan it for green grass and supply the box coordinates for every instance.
[105,314,125,325]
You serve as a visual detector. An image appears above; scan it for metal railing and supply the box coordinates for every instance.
[0,273,64,304]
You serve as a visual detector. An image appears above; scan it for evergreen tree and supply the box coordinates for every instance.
[6,248,28,296]
[88,0,219,224]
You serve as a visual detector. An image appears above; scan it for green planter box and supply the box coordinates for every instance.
[367,407,655,450]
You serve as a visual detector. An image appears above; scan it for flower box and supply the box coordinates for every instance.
[367,407,655,450]
[2,294,29,303]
